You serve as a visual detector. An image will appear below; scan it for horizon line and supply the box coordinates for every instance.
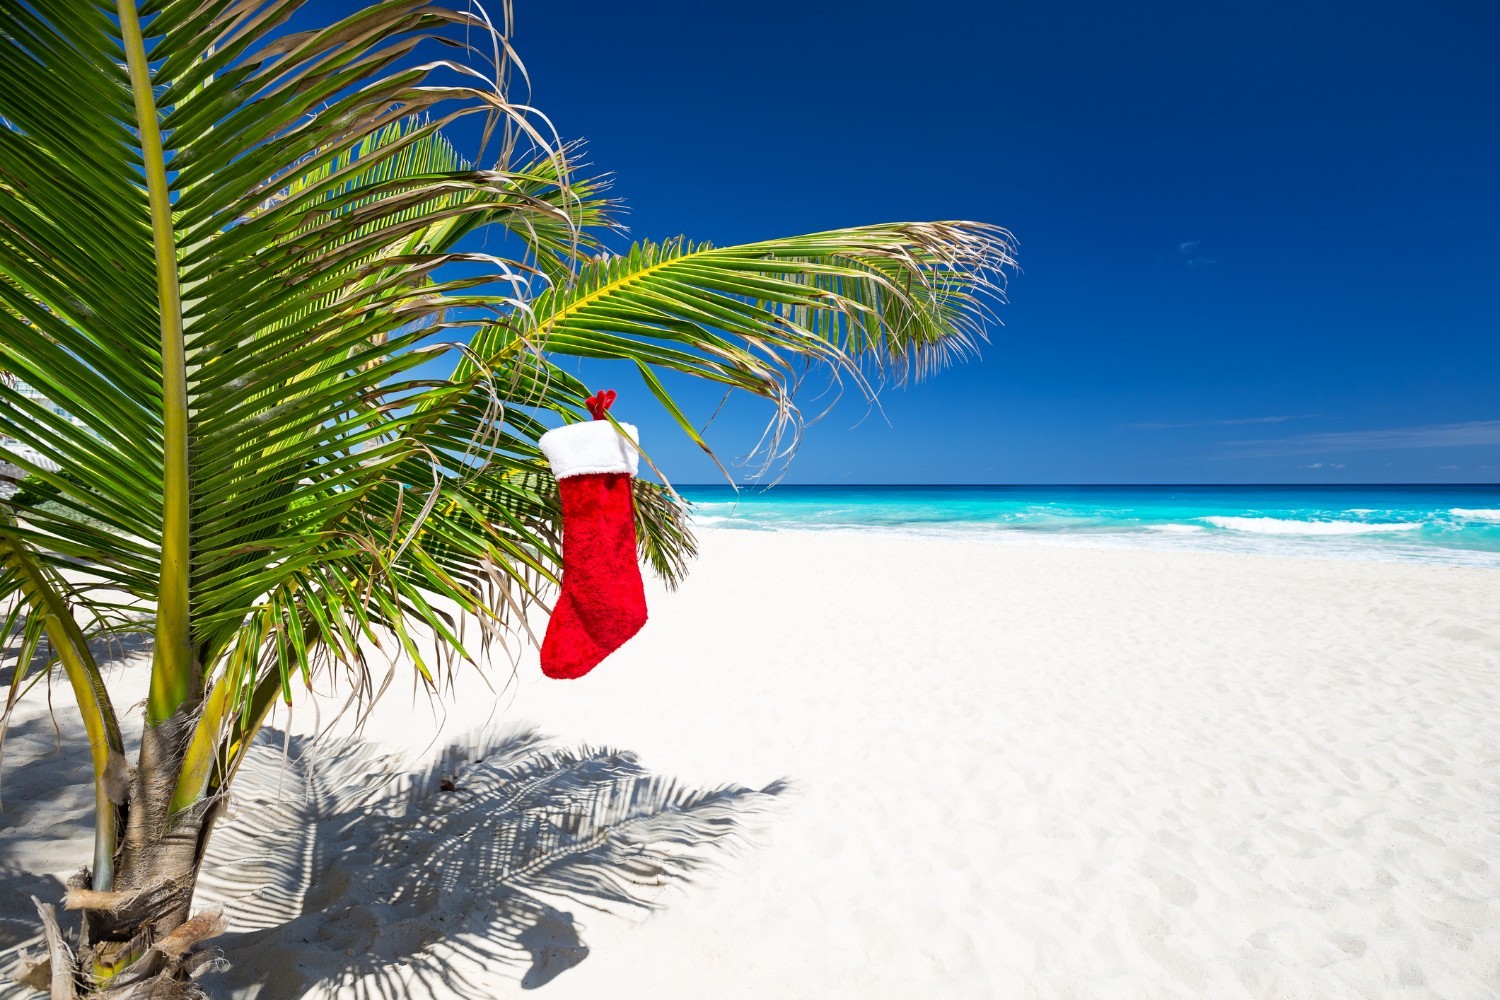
[670,482,1500,488]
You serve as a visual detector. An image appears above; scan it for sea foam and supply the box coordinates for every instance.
[1450,508,1500,522]
[1200,516,1423,535]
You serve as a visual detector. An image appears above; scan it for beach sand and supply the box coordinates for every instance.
[3,531,1499,998]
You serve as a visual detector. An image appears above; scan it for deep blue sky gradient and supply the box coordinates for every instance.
[361,0,1497,483]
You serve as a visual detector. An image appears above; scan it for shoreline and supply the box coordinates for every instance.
[687,520,1500,570]
[679,483,1500,571]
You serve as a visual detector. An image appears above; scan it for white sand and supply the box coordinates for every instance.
[4,531,1500,998]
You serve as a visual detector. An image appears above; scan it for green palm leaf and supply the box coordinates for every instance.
[463,223,1014,470]
[0,2,1010,989]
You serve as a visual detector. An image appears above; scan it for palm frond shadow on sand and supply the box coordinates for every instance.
[0,631,153,981]
[193,727,788,998]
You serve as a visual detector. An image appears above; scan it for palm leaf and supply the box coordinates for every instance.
[0,5,1011,948]
[457,223,1014,473]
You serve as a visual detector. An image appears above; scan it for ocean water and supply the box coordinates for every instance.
[679,485,1500,568]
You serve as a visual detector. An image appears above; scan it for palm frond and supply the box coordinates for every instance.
[1,4,1010,881]
[462,223,1015,474]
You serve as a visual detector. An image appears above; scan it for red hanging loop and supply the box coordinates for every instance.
[585,389,617,421]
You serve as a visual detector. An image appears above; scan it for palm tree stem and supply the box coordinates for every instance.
[117,0,196,724]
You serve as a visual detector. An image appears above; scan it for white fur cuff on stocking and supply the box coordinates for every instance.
[539,420,640,480]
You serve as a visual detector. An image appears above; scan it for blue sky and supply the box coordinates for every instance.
[387,0,1495,483]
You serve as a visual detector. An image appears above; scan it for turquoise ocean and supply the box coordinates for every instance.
[679,485,1500,568]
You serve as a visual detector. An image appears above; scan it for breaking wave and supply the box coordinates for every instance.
[1199,516,1423,535]
[681,487,1500,567]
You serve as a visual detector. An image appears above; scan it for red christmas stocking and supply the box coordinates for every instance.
[537,391,648,679]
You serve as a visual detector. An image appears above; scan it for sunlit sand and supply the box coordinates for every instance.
[4,531,1499,998]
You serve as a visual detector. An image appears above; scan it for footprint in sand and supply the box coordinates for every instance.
[1142,862,1199,907]
[1326,931,1367,957]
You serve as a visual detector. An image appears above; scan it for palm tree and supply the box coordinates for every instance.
[0,0,1013,995]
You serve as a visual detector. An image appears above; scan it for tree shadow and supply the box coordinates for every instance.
[0,630,151,996]
[0,620,153,694]
[0,708,99,995]
[0,867,66,961]
[0,625,152,875]
[195,727,788,998]
[1,621,785,996]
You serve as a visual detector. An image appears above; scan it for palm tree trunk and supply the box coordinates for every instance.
[54,712,213,994]
[61,669,284,993]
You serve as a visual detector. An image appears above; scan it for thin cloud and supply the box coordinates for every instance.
[1177,240,1217,267]
[1224,419,1500,457]
[1128,415,1311,430]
